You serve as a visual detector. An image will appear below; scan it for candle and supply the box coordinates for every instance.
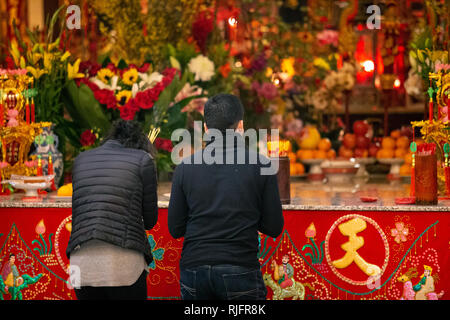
[31,98,35,123]
[26,98,30,124]
[0,94,3,127]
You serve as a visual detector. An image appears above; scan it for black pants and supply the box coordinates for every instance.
[74,270,147,300]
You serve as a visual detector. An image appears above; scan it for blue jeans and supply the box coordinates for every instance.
[180,265,267,300]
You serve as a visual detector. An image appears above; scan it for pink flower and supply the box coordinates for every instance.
[0,162,9,169]
[317,29,339,47]
[435,62,450,72]
[391,222,409,243]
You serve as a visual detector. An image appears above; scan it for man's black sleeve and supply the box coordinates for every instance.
[168,164,189,239]
[141,153,158,230]
[258,173,284,238]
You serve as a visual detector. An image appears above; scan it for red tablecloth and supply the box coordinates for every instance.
[0,207,448,300]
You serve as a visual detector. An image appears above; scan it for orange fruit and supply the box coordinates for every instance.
[404,152,413,165]
[327,149,337,159]
[290,162,298,175]
[390,130,401,139]
[381,137,396,150]
[399,164,411,176]
[314,149,327,159]
[339,146,354,159]
[394,148,406,158]
[298,149,314,160]
[377,148,394,159]
[295,162,305,174]
[288,152,297,163]
[318,138,332,151]
[396,136,410,149]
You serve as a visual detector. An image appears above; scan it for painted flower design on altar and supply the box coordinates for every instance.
[147,235,164,270]
[391,222,409,243]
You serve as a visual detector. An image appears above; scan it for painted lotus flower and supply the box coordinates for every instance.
[391,222,409,243]
[35,219,46,235]
[147,235,164,270]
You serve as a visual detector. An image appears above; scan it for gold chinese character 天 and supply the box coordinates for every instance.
[332,218,381,277]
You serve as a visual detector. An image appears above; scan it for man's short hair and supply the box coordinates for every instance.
[204,94,244,132]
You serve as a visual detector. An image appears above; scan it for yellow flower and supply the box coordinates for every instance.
[26,66,47,79]
[10,40,21,66]
[48,38,60,51]
[313,57,330,71]
[116,90,132,106]
[67,59,84,80]
[20,56,26,69]
[60,51,71,62]
[281,57,296,77]
[122,68,139,86]
[28,52,43,65]
[43,52,55,71]
[297,31,314,43]
[97,68,115,84]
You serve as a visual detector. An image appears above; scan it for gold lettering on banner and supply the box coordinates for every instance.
[332,218,381,277]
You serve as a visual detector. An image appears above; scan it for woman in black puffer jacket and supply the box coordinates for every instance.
[67,119,158,300]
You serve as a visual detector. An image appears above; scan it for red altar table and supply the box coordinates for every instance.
[0,181,448,300]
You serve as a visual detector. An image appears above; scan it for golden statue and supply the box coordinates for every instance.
[0,70,51,182]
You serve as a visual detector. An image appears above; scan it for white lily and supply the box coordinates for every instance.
[139,71,163,90]
[132,83,139,98]
[90,75,122,91]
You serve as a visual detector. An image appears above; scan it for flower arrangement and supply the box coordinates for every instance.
[8,6,86,184]
[76,61,179,121]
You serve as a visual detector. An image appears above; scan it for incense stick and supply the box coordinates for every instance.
[148,127,160,144]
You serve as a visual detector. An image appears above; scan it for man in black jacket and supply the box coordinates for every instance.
[67,120,158,300]
[168,94,284,300]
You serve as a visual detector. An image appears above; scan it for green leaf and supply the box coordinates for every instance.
[117,59,128,70]
[62,80,111,134]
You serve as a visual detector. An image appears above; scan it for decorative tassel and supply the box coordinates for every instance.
[410,141,417,197]
[444,143,450,197]
[427,83,434,123]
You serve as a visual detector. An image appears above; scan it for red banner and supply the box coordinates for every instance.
[0,207,448,300]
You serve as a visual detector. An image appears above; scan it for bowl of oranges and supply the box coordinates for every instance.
[376,130,411,180]
[289,137,336,181]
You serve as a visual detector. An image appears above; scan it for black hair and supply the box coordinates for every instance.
[204,94,244,132]
[9,253,15,258]
[102,119,156,157]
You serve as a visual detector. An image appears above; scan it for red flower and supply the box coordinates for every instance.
[105,63,117,73]
[119,101,139,120]
[80,129,97,147]
[219,63,231,78]
[192,9,214,52]
[94,89,116,109]
[134,91,155,110]
[154,138,173,152]
[79,61,101,77]
[138,63,152,73]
